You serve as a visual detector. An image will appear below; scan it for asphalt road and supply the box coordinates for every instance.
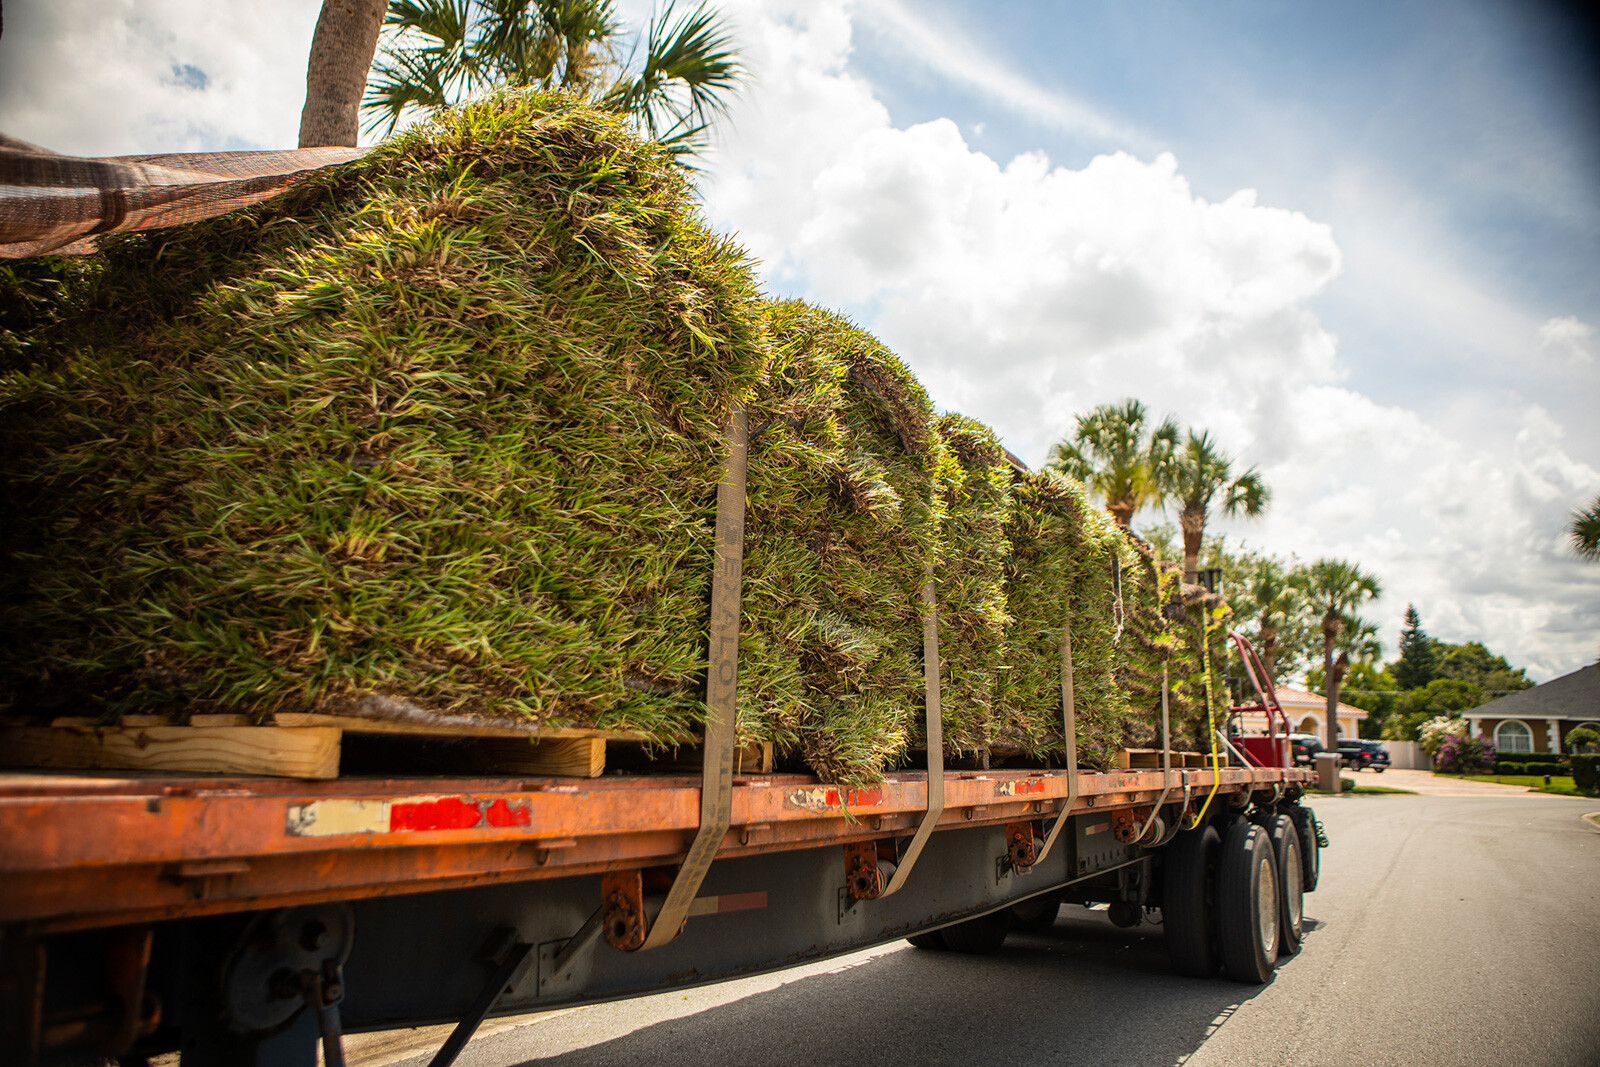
[370,792,1600,1067]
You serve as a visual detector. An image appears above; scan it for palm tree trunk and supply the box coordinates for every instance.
[298,0,388,148]
[1321,607,1341,749]
[1259,621,1278,690]
[1108,494,1137,529]
[1179,505,1204,584]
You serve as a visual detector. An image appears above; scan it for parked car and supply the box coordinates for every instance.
[1337,738,1391,772]
[1290,733,1323,767]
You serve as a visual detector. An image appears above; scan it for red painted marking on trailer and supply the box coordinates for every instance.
[785,786,885,814]
[995,778,1046,797]
[482,797,532,828]
[845,787,883,808]
[389,796,483,832]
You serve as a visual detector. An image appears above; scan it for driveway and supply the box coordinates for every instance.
[1345,765,1536,795]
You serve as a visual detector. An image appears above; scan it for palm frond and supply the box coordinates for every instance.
[604,1,740,147]
[1569,496,1600,561]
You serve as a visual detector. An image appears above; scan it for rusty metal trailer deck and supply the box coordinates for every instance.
[0,754,1315,1066]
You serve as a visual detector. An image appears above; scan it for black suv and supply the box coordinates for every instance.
[1337,738,1391,772]
[1289,733,1323,767]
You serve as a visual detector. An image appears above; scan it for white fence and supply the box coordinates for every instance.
[1382,740,1430,770]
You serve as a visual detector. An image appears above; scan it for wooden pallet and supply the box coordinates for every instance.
[1115,749,1209,770]
[0,714,774,782]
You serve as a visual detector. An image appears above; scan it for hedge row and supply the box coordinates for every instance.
[1571,755,1600,796]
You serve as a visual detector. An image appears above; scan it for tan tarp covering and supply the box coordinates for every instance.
[0,134,364,258]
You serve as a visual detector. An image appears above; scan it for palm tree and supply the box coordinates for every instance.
[362,0,740,160]
[1245,557,1303,690]
[1326,612,1381,711]
[1048,399,1180,529]
[1570,495,1600,562]
[1294,559,1382,749]
[300,0,390,147]
[1168,430,1269,584]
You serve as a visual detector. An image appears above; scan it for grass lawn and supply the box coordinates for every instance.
[1435,773,1586,797]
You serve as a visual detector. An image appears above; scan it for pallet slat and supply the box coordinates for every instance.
[0,725,341,779]
[2,716,771,780]
[465,737,606,778]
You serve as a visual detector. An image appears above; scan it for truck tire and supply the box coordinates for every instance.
[1008,897,1060,932]
[938,909,1010,954]
[1163,822,1221,978]
[1289,806,1320,892]
[906,929,948,950]
[1217,821,1280,983]
[1264,814,1304,956]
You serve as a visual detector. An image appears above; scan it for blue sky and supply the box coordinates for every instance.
[1,0,1597,679]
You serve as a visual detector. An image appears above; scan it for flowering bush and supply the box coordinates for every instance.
[1418,715,1467,758]
[1435,733,1496,775]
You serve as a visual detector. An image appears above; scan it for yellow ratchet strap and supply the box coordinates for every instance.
[1187,611,1223,829]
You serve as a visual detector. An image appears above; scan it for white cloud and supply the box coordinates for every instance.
[1538,315,1595,367]
[0,0,321,155]
[702,0,1600,679]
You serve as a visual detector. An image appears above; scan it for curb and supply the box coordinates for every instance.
[1583,812,1600,831]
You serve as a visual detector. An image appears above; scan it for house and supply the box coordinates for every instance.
[1235,684,1367,740]
[1465,663,1600,754]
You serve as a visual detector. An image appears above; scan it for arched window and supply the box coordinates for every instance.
[1298,716,1319,735]
[1494,720,1532,753]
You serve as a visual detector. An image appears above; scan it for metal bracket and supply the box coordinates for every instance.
[1005,821,1039,869]
[876,573,945,897]
[221,903,354,1039]
[1030,621,1080,869]
[843,841,886,900]
[638,407,748,951]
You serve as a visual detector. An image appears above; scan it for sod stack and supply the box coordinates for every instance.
[1113,550,1184,748]
[0,94,771,744]
[1173,583,1231,753]
[737,300,950,782]
[0,91,1233,784]
[998,470,1134,770]
[931,413,1012,757]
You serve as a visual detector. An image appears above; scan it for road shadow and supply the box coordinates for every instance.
[486,909,1292,1067]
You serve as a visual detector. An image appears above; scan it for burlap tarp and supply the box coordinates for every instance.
[0,133,363,258]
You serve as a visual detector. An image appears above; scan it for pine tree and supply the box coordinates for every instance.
[1393,604,1437,690]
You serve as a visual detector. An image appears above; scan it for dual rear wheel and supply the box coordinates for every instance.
[1164,809,1310,983]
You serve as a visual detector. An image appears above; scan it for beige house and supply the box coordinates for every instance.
[1465,663,1600,754]
[1235,684,1367,739]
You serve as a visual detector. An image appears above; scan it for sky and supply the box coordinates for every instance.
[1,0,1597,681]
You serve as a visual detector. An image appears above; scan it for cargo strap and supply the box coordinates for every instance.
[878,572,946,897]
[639,406,747,950]
[1133,664,1175,845]
[1030,620,1079,867]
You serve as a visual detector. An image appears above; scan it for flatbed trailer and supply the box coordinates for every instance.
[0,745,1317,1065]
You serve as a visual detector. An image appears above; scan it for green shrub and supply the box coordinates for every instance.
[1496,761,1524,776]
[1571,755,1600,796]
